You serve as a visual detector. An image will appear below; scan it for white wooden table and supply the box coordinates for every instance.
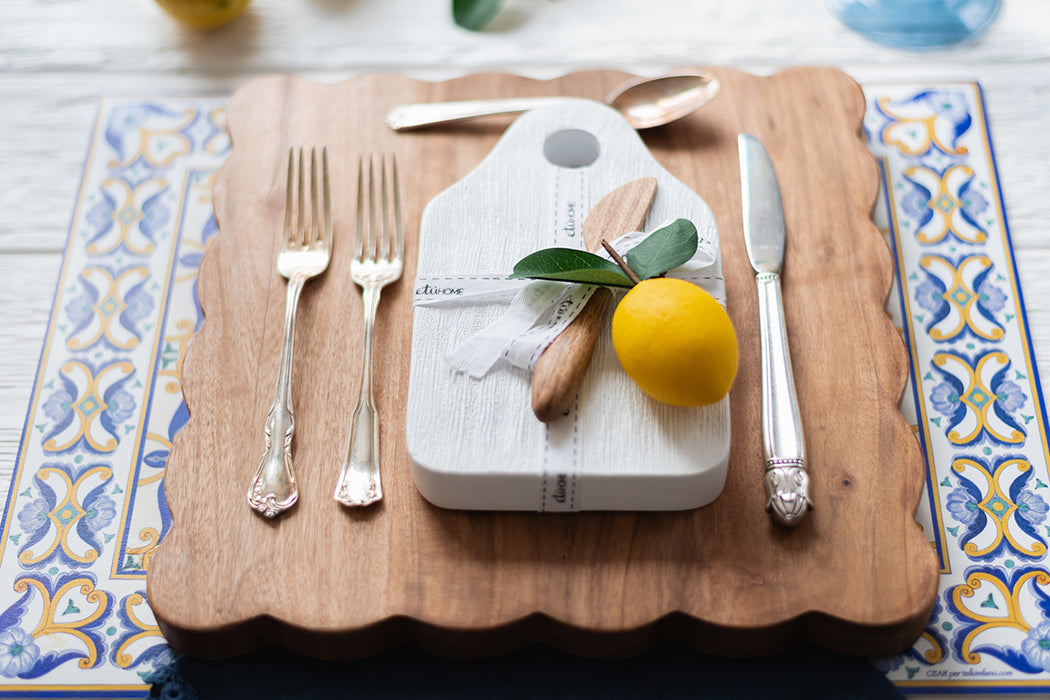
[0,1,1047,696]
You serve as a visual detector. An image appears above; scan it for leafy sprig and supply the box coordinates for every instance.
[509,219,698,288]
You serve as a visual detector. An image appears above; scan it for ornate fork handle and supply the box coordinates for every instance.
[335,280,383,506]
[248,275,306,518]
[333,277,384,503]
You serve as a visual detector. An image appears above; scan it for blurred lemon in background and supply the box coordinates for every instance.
[154,0,251,29]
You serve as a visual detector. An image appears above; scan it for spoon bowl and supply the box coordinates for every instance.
[608,74,720,130]
[385,73,720,132]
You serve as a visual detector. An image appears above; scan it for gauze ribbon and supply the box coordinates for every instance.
[412,224,720,379]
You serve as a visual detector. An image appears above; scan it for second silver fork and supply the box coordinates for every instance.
[334,155,404,507]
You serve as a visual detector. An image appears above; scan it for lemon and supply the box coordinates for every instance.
[611,278,738,407]
[154,0,251,29]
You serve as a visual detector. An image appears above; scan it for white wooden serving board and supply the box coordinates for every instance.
[405,99,730,511]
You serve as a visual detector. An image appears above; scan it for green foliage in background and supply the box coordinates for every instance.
[453,0,504,30]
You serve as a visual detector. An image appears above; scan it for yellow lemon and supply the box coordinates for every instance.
[611,277,738,407]
[154,0,251,29]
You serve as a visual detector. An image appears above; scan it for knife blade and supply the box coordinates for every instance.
[531,177,657,422]
[738,133,811,526]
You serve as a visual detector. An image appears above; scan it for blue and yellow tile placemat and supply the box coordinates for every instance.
[0,98,228,696]
[867,84,1050,692]
[1,84,1047,696]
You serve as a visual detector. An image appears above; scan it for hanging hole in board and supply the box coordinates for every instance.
[543,129,600,168]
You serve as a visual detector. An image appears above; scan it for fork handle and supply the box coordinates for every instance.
[247,278,304,518]
[335,284,383,506]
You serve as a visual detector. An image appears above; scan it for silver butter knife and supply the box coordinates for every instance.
[738,133,811,526]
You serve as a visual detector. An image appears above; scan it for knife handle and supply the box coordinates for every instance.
[531,288,612,422]
[755,271,811,526]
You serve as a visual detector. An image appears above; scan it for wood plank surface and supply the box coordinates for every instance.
[147,67,940,659]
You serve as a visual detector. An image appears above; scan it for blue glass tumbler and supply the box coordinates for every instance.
[827,0,1001,50]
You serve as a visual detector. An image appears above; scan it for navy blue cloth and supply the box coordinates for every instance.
[149,644,903,699]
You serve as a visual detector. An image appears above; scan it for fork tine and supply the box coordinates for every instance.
[369,156,377,262]
[321,147,332,246]
[379,157,390,260]
[392,154,403,260]
[354,157,364,261]
[308,147,319,244]
[296,148,306,246]
[367,157,377,261]
[283,148,294,245]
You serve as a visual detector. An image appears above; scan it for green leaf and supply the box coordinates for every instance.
[510,217,699,288]
[509,248,634,288]
[624,218,698,280]
[453,0,503,31]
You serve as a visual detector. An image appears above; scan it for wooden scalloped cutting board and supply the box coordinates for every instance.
[148,67,939,659]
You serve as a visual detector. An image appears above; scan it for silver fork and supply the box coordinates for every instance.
[334,155,403,507]
[247,147,332,518]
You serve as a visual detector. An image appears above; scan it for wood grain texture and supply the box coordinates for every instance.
[147,67,939,660]
[531,177,656,422]
[530,287,612,422]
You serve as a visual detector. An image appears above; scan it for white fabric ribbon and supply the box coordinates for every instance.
[412,224,721,379]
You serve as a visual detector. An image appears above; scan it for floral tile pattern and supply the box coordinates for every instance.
[0,97,227,697]
[0,85,1046,695]
[868,84,1050,692]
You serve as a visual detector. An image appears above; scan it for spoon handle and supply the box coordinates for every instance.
[386,97,568,130]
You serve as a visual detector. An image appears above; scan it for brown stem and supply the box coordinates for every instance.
[601,239,642,285]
